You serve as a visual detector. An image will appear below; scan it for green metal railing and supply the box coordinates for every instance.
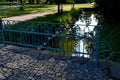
[99,38,115,61]
[0,19,103,60]
[0,18,3,43]
[1,20,64,48]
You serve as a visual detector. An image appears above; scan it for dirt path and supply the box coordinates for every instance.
[2,5,81,21]
[2,9,57,21]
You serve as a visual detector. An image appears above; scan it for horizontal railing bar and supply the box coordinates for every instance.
[4,41,43,48]
[2,20,65,25]
[4,29,55,36]
[2,20,101,27]
[69,24,101,26]
[4,29,94,40]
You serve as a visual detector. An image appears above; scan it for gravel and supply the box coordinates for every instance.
[0,45,113,80]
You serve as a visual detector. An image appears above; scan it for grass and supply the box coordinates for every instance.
[0,5,8,8]
[62,3,94,11]
[0,2,13,5]
[0,3,94,18]
[31,8,83,24]
[0,4,56,18]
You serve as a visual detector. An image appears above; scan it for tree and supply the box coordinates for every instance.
[28,0,35,4]
[19,0,24,10]
[36,0,40,4]
[95,0,120,23]
[55,0,75,13]
[44,0,75,13]
[54,0,66,13]
[7,0,14,2]
[45,0,53,4]
[66,0,75,10]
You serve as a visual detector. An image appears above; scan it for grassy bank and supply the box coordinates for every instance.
[31,8,83,24]
[0,4,56,18]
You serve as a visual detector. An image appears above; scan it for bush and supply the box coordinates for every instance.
[0,2,12,5]
[57,9,83,24]
[95,0,120,23]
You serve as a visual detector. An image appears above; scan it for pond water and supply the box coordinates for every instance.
[71,14,98,58]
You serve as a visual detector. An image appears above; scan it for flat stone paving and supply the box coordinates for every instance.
[0,45,113,80]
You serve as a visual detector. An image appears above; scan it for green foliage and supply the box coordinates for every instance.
[66,0,74,3]
[31,9,83,24]
[0,5,56,18]
[0,2,12,5]
[95,0,120,23]
[101,23,120,62]
[95,0,120,62]
[56,9,83,24]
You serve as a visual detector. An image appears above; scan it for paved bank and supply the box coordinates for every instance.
[0,45,113,80]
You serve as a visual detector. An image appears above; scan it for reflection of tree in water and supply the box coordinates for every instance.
[81,13,98,54]
[84,39,93,53]
[69,12,99,57]
[79,13,92,22]
[79,12,99,24]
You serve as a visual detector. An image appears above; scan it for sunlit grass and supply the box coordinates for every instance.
[31,8,83,25]
[0,4,57,18]
[0,3,94,18]
[0,5,8,8]
[63,3,94,11]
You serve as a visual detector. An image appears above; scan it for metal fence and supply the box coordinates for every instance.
[0,19,101,59]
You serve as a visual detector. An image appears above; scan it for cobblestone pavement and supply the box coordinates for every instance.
[0,45,113,80]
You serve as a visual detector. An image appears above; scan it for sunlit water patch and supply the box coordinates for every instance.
[72,14,98,58]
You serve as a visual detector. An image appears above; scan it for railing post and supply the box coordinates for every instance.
[61,34,65,54]
[0,18,2,30]
[0,18,5,46]
[94,25,101,62]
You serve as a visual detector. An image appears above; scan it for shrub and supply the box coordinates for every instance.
[95,0,120,23]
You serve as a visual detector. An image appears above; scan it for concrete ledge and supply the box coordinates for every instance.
[99,60,120,80]
[110,61,120,79]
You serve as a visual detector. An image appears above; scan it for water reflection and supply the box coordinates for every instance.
[72,14,98,58]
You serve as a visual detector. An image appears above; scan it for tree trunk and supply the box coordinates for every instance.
[49,0,52,4]
[32,0,34,4]
[45,0,49,4]
[60,4,63,12]
[58,3,61,13]
[19,0,24,10]
[19,0,23,3]
[29,0,32,4]
[71,3,74,10]
[36,0,40,4]
[8,0,13,2]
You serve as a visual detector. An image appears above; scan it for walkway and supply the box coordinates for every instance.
[0,45,113,80]
[2,9,57,21]
[0,5,24,10]
[1,5,80,21]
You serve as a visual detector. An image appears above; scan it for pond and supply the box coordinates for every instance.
[61,13,98,58]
